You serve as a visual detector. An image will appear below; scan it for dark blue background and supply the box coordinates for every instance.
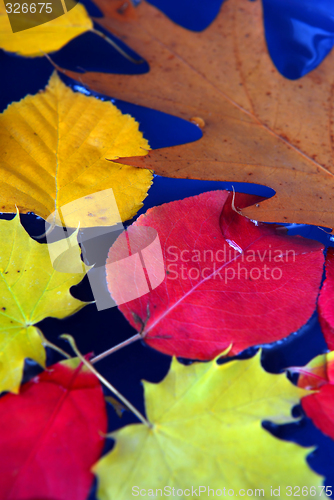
[1,0,334,497]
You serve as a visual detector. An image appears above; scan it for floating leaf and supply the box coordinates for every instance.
[0,71,152,227]
[128,0,334,79]
[318,247,334,350]
[0,213,87,394]
[0,358,107,500]
[106,190,324,360]
[298,351,334,441]
[75,0,334,229]
[0,1,92,57]
[94,352,322,500]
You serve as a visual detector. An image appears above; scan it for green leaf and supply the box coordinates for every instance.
[94,352,322,499]
[0,213,87,393]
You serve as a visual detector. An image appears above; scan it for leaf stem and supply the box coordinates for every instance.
[61,334,152,428]
[37,328,72,359]
[90,28,144,64]
[90,333,141,364]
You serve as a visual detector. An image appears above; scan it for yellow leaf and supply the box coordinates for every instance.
[94,352,323,499]
[0,213,87,394]
[0,71,152,227]
[0,1,92,57]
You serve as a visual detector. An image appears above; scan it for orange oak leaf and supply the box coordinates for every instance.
[66,0,334,230]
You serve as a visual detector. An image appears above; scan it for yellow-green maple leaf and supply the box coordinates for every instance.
[0,213,87,394]
[0,1,92,57]
[0,71,152,227]
[94,352,323,499]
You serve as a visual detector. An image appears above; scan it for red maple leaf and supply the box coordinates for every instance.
[0,359,107,500]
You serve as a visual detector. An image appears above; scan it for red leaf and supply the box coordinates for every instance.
[302,384,334,440]
[318,247,334,350]
[106,190,324,360]
[0,359,107,500]
[298,352,334,440]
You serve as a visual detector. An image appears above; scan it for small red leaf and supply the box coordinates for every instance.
[106,190,324,360]
[0,359,107,500]
[298,352,334,440]
[318,247,334,350]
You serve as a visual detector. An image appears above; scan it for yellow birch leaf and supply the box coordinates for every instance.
[0,213,87,394]
[0,71,152,227]
[0,1,92,57]
[94,352,323,499]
